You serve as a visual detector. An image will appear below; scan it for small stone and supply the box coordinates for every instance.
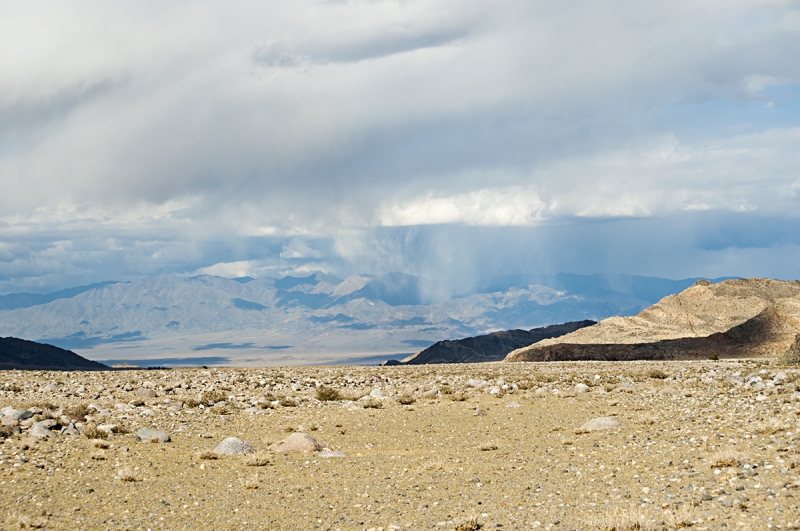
[212,437,255,455]
[136,388,157,398]
[575,416,623,433]
[1,417,18,427]
[11,409,33,421]
[60,425,80,436]
[136,428,170,443]
[370,388,384,399]
[659,387,679,395]
[268,432,323,453]
[319,450,348,458]
[473,408,488,416]
[42,382,59,392]
[506,402,522,408]
[574,383,590,393]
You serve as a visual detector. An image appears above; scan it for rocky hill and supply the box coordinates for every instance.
[0,337,108,370]
[401,320,596,364]
[506,278,800,362]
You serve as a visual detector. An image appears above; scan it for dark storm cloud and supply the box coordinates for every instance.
[0,1,799,293]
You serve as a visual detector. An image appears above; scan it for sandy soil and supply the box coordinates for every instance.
[2,359,800,530]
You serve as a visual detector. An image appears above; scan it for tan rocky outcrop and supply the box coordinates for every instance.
[505,278,800,362]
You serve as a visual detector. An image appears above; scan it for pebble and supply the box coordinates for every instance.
[136,428,171,443]
[136,388,157,398]
[505,402,522,408]
[473,408,487,416]
[319,450,348,458]
[574,383,590,393]
[212,437,255,455]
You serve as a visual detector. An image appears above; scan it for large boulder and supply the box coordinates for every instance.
[779,334,800,365]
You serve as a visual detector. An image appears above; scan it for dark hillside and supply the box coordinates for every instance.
[0,337,108,370]
[402,320,596,364]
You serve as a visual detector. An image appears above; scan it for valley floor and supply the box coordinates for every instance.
[1,359,799,530]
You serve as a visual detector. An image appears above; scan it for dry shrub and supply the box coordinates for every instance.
[90,451,106,460]
[209,404,231,415]
[454,517,482,531]
[110,424,129,434]
[646,369,669,379]
[244,452,271,467]
[592,507,656,531]
[755,420,786,436]
[362,399,383,409]
[709,448,748,468]
[516,380,533,390]
[67,403,91,418]
[115,467,139,482]
[184,398,200,408]
[397,395,416,405]
[440,385,453,395]
[82,423,107,440]
[450,393,467,402]
[278,396,298,407]
[478,443,498,451]
[201,390,227,405]
[315,386,342,401]
[197,451,218,460]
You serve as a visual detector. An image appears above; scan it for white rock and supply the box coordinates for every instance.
[574,383,590,393]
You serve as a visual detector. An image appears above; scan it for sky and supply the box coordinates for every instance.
[1,0,800,295]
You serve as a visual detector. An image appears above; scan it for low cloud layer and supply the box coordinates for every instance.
[1,1,799,293]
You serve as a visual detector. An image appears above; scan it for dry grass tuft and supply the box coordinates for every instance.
[709,448,748,468]
[397,395,416,405]
[665,505,697,528]
[90,439,110,449]
[197,451,218,460]
[449,393,467,402]
[90,451,106,460]
[279,396,298,407]
[115,466,139,482]
[4,510,48,529]
[639,413,658,425]
[244,451,271,467]
[592,507,656,531]
[362,399,383,409]
[478,443,498,451]
[241,473,260,489]
[454,517,482,531]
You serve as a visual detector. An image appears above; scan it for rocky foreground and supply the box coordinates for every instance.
[2,360,800,530]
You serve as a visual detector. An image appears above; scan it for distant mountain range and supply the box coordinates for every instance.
[0,272,727,366]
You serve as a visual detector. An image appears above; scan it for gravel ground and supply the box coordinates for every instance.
[2,359,800,530]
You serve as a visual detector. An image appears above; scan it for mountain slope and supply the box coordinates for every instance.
[401,320,596,364]
[506,278,800,362]
[0,337,108,370]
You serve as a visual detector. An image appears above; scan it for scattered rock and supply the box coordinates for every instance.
[11,409,32,421]
[29,421,55,439]
[473,408,487,416]
[574,383,590,393]
[136,388,157,398]
[319,450,348,458]
[506,401,522,408]
[268,433,323,453]
[575,416,623,433]
[213,437,255,455]
[136,428,171,443]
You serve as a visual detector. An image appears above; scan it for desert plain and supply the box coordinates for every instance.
[2,359,800,530]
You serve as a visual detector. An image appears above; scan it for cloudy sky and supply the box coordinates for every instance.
[1,0,799,294]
